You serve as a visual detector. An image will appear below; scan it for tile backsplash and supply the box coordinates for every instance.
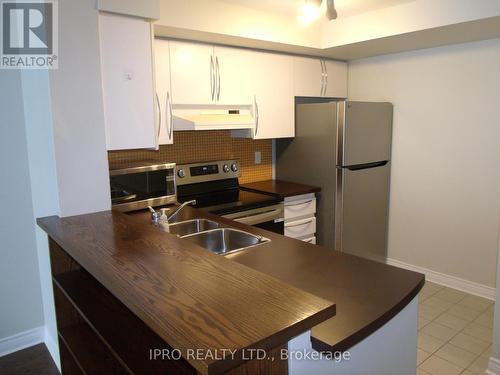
[107,131,272,184]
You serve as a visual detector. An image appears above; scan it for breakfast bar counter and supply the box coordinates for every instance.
[38,206,424,375]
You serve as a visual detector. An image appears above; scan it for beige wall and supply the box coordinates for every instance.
[0,70,44,343]
[348,38,500,287]
[492,224,500,361]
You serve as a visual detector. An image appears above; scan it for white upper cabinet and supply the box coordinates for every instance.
[323,60,348,98]
[252,51,294,139]
[294,56,347,98]
[154,39,173,145]
[169,42,254,106]
[213,46,254,105]
[99,13,157,150]
[169,41,215,105]
[293,56,324,97]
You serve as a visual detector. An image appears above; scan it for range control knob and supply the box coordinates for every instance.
[223,164,230,173]
[231,163,238,172]
[177,169,185,178]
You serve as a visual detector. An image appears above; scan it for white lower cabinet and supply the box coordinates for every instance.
[284,193,317,241]
[300,236,317,245]
[285,217,316,239]
[284,196,316,220]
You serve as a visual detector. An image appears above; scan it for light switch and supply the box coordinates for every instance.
[255,151,261,164]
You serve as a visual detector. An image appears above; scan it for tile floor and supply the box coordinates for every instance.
[417,282,495,375]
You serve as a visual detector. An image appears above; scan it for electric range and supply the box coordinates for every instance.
[176,160,284,234]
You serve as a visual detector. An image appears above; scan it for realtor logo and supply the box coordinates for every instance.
[1,0,58,69]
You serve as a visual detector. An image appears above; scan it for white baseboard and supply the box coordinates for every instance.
[386,257,496,300]
[44,326,60,371]
[0,326,45,357]
[486,357,500,375]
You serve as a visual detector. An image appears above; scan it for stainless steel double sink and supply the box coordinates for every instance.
[168,219,270,255]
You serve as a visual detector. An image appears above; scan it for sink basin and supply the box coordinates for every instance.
[169,219,220,237]
[182,228,270,255]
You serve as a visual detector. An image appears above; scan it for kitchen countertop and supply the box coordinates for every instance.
[227,241,424,353]
[134,206,423,354]
[37,209,336,375]
[38,205,424,372]
[240,179,321,198]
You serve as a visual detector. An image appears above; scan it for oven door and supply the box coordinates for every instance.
[222,204,284,235]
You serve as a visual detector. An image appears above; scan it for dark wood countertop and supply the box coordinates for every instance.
[240,179,321,198]
[37,210,336,375]
[128,207,424,354]
[226,239,424,353]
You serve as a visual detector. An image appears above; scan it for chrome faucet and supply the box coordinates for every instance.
[148,200,197,224]
[148,206,163,224]
[165,200,197,223]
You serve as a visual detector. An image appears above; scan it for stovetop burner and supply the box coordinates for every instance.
[178,188,281,215]
[175,160,282,215]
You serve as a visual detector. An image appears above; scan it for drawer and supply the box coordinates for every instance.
[284,195,316,221]
[301,236,316,245]
[285,217,316,239]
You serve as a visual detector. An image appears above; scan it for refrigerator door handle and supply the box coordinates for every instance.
[343,160,389,171]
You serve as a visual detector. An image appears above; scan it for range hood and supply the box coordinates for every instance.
[173,105,255,131]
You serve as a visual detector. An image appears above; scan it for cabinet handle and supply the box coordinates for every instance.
[286,218,314,228]
[324,61,328,96]
[286,199,313,207]
[210,55,215,101]
[216,56,220,101]
[167,91,173,140]
[231,208,283,226]
[254,95,259,137]
[320,59,325,96]
[156,92,161,141]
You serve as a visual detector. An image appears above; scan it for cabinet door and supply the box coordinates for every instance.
[324,60,348,98]
[154,39,173,145]
[293,56,323,97]
[253,52,294,139]
[169,41,215,105]
[213,46,254,105]
[99,13,156,150]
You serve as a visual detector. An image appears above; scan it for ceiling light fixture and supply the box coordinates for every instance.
[298,0,337,26]
[326,0,338,20]
[298,0,322,26]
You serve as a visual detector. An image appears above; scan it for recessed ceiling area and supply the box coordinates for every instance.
[157,0,500,61]
[220,0,415,19]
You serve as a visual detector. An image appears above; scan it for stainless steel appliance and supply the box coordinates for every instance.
[176,160,284,234]
[110,162,176,212]
[276,101,393,260]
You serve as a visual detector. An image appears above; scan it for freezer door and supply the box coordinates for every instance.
[340,102,393,167]
[335,163,390,260]
[276,102,337,249]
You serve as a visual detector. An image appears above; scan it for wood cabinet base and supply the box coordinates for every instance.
[49,238,288,375]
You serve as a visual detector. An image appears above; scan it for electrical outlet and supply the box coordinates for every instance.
[255,151,262,165]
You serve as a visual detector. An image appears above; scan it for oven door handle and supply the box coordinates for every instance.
[229,207,284,226]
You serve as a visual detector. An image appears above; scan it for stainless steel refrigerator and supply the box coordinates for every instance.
[276,101,393,260]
